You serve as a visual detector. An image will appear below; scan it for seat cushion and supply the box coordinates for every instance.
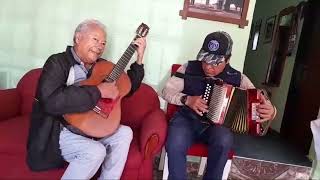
[0,116,145,179]
[188,143,209,156]
[0,154,64,179]
[0,115,30,154]
[0,115,64,178]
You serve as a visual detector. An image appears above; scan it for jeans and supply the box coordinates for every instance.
[59,125,132,180]
[166,107,233,180]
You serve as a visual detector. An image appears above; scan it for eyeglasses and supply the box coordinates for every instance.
[203,61,225,67]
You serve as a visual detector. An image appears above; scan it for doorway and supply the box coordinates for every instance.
[281,0,320,154]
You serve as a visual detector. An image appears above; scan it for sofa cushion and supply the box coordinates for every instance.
[0,115,65,178]
[0,115,30,154]
[0,115,144,179]
[0,153,64,179]
[0,88,21,121]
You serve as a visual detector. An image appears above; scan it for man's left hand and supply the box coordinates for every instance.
[134,37,147,64]
[256,92,276,122]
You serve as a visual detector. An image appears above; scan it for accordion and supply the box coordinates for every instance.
[202,79,271,136]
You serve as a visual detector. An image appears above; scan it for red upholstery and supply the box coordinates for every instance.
[0,89,20,121]
[167,64,234,159]
[17,68,42,115]
[121,83,167,179]
[0,68,167,180]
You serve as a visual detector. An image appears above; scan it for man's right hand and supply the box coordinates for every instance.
[185,96,208,116]
[97,82,119,99]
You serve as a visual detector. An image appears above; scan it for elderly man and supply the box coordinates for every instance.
[27,19,147,179]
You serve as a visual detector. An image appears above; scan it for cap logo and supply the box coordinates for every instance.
[208,40,219,52]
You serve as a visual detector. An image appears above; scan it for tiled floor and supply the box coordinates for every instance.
[154,156,312,180]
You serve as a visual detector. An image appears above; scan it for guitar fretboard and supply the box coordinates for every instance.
[105,43,137,82]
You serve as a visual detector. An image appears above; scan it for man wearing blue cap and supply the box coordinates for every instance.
[161,31,277,180]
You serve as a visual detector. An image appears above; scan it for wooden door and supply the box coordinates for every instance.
[281,1,320,154]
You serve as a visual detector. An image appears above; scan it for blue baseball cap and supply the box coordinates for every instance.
[197,31,233,65]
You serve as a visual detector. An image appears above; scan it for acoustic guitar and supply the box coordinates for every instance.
[63,23,149,138]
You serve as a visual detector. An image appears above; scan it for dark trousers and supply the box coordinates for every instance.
[166,107,233,180]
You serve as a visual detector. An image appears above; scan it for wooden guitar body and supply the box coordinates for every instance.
[64,60,131,138]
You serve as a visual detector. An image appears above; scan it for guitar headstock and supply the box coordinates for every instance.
[136,23,149,38]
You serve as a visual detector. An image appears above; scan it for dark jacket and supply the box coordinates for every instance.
[26,46,144,171]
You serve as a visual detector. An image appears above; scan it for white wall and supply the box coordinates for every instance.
[0,0,256,91]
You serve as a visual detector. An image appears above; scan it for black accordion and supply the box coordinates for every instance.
[202,80,271,136]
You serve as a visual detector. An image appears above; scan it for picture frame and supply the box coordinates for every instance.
[264,15,277,43]
[179,0,250,28]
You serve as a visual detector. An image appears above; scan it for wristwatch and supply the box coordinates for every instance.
[180,95,188,105]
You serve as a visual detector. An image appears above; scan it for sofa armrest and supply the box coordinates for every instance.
[0,88,21,121]
[140,109,167,159]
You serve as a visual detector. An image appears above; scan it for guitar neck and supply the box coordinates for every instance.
[106,43,137,82]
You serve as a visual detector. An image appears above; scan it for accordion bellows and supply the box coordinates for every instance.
[225,89,253,134]
[202,83,270,136]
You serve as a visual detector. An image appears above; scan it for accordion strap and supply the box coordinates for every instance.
[260,89,270,101]
[173,72,186,78]
[173,72,223,84]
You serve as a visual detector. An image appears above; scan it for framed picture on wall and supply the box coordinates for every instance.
[264,15,276,43]
[179,0,250,28]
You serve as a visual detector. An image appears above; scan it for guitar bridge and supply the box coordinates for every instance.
[93,106,109,118]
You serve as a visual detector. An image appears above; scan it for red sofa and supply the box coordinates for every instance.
[0,68,167,179]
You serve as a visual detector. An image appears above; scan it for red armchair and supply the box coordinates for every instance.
[0,68,167,180]
[121,80,167,180]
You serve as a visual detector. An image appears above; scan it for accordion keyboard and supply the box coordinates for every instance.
[203,83,232,124]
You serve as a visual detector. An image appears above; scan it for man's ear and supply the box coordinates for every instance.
[225,54,232,64]
[74,33,81,44]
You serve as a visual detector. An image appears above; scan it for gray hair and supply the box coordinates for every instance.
[73,19,106,43]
